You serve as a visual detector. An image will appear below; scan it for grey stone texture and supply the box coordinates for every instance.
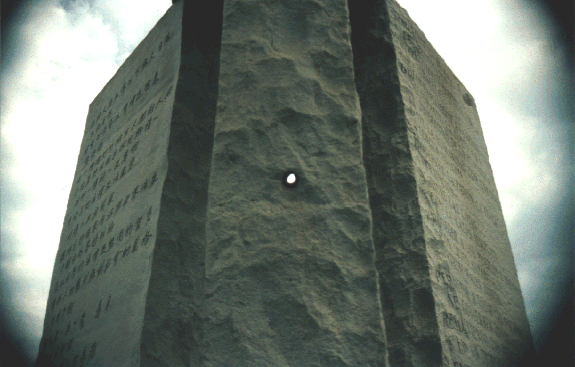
[35,0,536,366]
[202,0,387,365]
[349,1,536,366]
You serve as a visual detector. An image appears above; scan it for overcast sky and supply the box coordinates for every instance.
[1,0,573,365]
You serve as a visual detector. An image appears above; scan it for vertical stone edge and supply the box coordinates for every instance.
[383,0,538,364]
[35,2,184,365]
[139,0,224,366]
[202,0,388,365]
[349,0,443,366]
[373,0,537,366]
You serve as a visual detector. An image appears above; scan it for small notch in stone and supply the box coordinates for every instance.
[463,93,475,107]
[282,171,299,188]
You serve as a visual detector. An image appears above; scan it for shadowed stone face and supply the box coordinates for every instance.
[35,1,535,366]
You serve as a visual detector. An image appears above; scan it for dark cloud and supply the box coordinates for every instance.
[505,7,574,359]
[1,0,33,77]
[1,312,34,367]
[537,277,574,367]
[509,165,574,363]
[514,5,574,360]
[531,0,574,62]
[1,268,36,367]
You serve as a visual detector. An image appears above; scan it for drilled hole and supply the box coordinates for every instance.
[282,171,299,188]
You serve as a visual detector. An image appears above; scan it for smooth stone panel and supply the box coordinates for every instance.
[35,3,183,366]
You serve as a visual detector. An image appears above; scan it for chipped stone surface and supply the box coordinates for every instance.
[351,1,536,366]
[34,3,183,366]
[202,0,387,365]
[35,0,535,366]
[139,1,225,367]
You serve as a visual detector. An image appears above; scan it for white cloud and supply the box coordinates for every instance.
[2,0,120,260]
[480,102,561,225]
[1,5,120,353]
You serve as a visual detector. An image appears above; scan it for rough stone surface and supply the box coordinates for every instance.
[202,0,387,366]
[350,1,537,366]
[139,2,224,366]
[35,0,536,366]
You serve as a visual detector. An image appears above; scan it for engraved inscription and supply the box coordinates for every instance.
[37,21,179,364]
[387,1,532,365]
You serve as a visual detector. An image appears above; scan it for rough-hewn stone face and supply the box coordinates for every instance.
[35,0,536,366]
[389,2,536,364]
[202,0,388,365]
[349,2,443,365]
[139,2,224,367]
[351,1,536,366]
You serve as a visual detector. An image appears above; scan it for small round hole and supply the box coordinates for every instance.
[282,171,299,188]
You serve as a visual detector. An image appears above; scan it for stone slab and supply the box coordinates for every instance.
[35,3,184,366]
[35,1,536,366]
[349,1,537,366]
[202,0,387,365]
[139,1,224,366]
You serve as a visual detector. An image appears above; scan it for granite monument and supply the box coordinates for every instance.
[35,0,537,366]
